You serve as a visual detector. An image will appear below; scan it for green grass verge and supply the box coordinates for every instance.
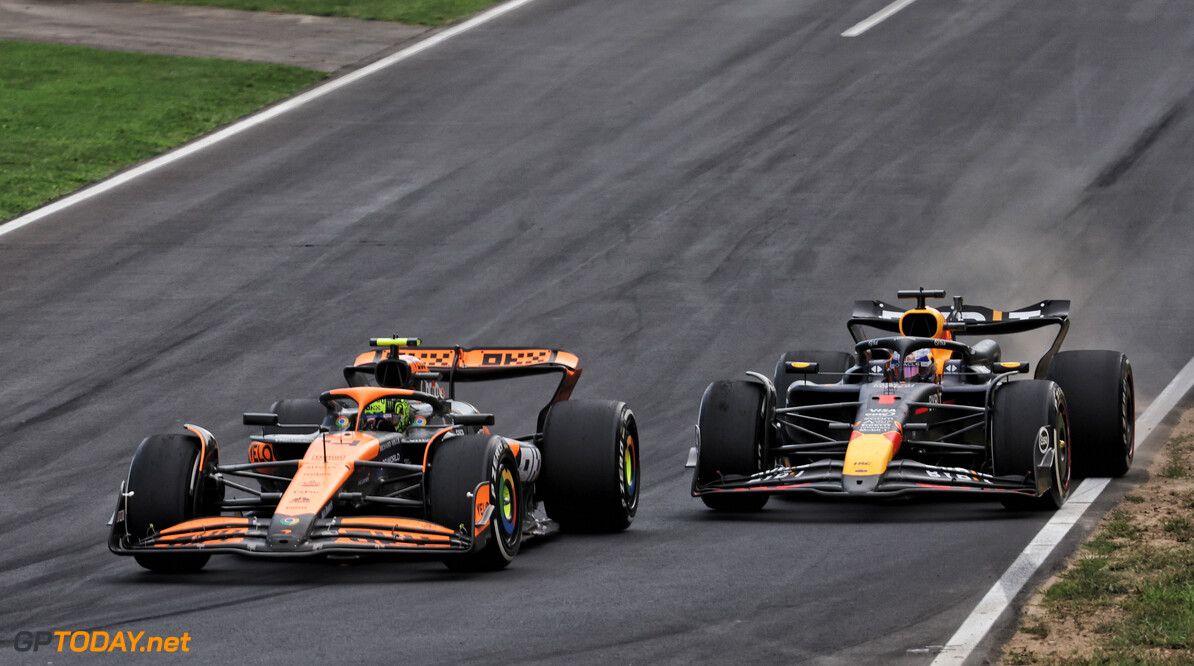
[139,0,504,25]
[0,40,324,223]
[1004,430,1194,664]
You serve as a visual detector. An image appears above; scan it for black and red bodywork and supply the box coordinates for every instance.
[688,290,1110,507]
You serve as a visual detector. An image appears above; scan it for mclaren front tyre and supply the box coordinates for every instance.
[125,433,220,573]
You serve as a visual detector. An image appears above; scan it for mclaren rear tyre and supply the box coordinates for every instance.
[993,380,1071,511]
[126,433,216,573]
[696,380,770,512]
[264,399,326,435]
[345,364,380,387]
[429,435,521,572]
[1047,351,1135,478]
[540,400,639,532]
[773,350,855,408]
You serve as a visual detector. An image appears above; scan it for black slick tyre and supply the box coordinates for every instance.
[773,350,854,408]
[1047,351,1135,478]
[126,433,213,573]
[428,434,521,571]
[696,380,769,512]
[992,380,1071,511]
[540,400,639,532]
[264,399,326,435]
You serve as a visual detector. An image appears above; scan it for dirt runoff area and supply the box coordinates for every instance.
[0,0,432,72]
[999,406,1194,664]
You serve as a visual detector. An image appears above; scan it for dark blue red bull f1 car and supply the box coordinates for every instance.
[688,289,1135,512]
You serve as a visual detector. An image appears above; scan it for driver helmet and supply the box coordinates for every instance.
[361,397,413,432]
[902,349,936,382]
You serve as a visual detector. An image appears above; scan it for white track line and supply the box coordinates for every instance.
[0,0,539,241]
[842,0,919,37]
[932,355,1194,665]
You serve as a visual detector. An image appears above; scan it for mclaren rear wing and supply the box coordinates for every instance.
[349,339,582,406]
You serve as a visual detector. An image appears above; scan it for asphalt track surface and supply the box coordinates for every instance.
[3,0,1194,663]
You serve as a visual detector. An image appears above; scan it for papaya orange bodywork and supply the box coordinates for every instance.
[337,516,456,534]
[155,528,250,546]
[353,350,385,366]
[274,432,380,518]
[331,537,453,548]
[157,517,251,534]
[332,528,451,545]
[473,483,492,537]
[184,425,212,471]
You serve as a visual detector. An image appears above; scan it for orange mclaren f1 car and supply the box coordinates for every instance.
[109,338,639,572]
[688,289,1134,512]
